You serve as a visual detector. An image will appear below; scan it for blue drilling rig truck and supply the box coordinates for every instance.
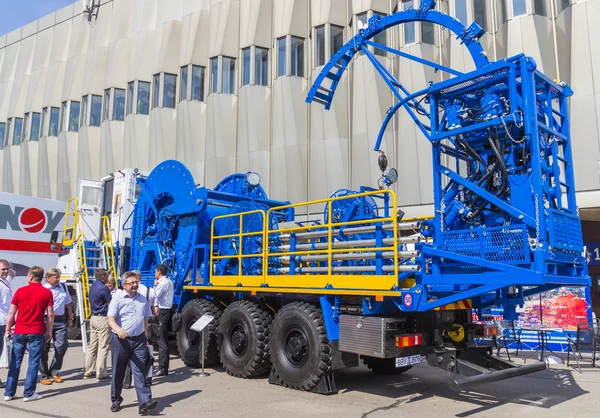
[64,1,590,394]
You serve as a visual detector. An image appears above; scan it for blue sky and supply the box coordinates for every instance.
[0,0,78,36]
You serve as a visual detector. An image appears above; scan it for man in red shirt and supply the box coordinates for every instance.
[3,266,54,402]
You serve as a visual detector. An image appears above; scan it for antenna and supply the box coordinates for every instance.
[82,0,99,24]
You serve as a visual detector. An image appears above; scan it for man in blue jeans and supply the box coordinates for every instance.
[3,266,54,402]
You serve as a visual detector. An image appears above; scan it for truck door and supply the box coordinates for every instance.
[78,179,104,241]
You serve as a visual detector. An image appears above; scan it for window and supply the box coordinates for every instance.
[127,81,134,115]
[81,95,88,127]
[61,101,68,132]
[242,48,251,86]
[113,88,125,120]
[403,1,415,44]
[192,66,205,101]
[556,0,570,14]
[222,57,235,94]
[534,0,547,17]
[90,95,102,126]
[422,21,435,44]
[13,117,23,145]
[277,37,286,77]
[103,89,110,121]
[315,25,326,67]
[513,0,527,16]
[455,0,468,24]
[0,123,5,148]
[474,0,488,31]
[357,12,368,31]
[23,113,29,142]
[180,66,188,101]
[6,119,11,146]
[373,13,387,56]
[211,57,218,93]
[496,0,508,28]
[138,81,150,114]
[291,37,304,77]
[255,47,269,86]
[163,74,176,108]
[330,25,344,57]
[31,112,41,141]
[49,107,59,136]
[69,101,80,131]
[153,74,160,108]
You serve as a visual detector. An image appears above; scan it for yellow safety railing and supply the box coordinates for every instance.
[75,214,92,320]
[62,197,79,247]
[210,210,266,287]
[101,216,118,289]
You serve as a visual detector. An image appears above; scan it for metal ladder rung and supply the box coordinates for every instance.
[325,71,340,81]
[314,91,332,103]
[312,97,329,106]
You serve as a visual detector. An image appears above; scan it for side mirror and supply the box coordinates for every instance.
[50,231,59,252]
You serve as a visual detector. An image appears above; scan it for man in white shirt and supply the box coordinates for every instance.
[152,264,174,377]
[0,259,14,389]
[39,268,73,385]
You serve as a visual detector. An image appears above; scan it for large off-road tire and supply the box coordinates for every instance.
[176,299,221,368]
[269,302,332,391]
[218,301,272,378]
[67,290,82,340]
[361,356,412,374]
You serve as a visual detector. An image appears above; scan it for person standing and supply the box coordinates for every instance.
[38,268,73,385]
[0,259,13,389]
[3,266,54,402]
[152,264,173,377]
[83,268,112,380]
[108,271,156,414]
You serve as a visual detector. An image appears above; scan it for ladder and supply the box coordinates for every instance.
[101,216,118,288]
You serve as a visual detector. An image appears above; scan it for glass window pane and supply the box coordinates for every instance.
[534,0,547,16]
[180,66,188,101]
[81,95,88,127]
[421,21,435,44]
[137,81,150,114]
[255,47,268,86]
[513,0,527,16]
[31,112,41,141]
[23,113,29,142]
[357,12,368,32]
[81,186,102,206]
[192,66,205,101]
[455,0,468,24]
[277,37,286,77]
[113,88,125,120]
[291,36,304,77]
[103,89,110,121]
[41,107,47,136]
[13,117,23,145]
[557,0,570,14]
[61,101,68,132]
[373,13,387,56]
[6,119,11,146]
[474,1,488,31]
[127,81,134,115]
[90,95,102,126]
[50,107,59,136]
[69,101,80,131]
[315,25,325,67]
[211,57,219,93]
[163,74,176,108]
[330,25,344,58]
[242,47,251,85]
[222,57,235,94]
[0,123,5,148]
[403,2,415,44]
[153,74,160,108]
[496,0,507,28]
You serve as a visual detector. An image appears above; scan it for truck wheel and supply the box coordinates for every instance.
[218,301,272,378]
[176,299,221,368]
[67,291,82,340]
[269,302,331,391]
[361,356,412,374]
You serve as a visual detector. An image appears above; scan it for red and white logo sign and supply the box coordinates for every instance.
[19,208,47,233]
[404,293,413,307]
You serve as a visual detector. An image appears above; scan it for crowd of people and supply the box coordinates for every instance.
[0,259,174,415]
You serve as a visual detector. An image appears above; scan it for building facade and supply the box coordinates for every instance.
[0,0,598,211]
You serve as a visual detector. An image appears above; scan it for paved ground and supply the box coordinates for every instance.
[1,342,598,418]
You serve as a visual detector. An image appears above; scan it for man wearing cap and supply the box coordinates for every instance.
[108,271,156,415]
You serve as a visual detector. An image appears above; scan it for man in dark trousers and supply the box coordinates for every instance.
[108,271,156,415]
[152,264,173,377]
[0,259,14,389]
[3,266,54,402]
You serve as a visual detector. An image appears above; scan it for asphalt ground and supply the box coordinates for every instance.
[1,341,598,418]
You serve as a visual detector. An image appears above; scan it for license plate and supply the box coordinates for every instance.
[395,354,421,368]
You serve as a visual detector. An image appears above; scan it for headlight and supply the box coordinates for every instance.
[246,172,261,187]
